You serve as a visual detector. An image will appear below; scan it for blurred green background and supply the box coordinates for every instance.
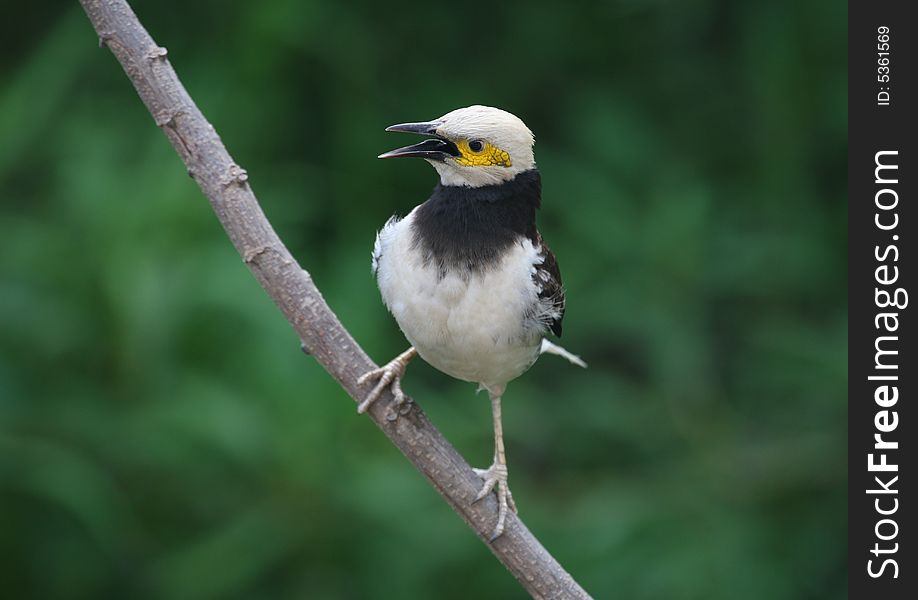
[1,1,846,598]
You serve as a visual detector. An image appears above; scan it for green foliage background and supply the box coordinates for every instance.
[1,1,846,598]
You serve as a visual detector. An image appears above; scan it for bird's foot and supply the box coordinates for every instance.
[356,347,417,420]
[472,462,516,541]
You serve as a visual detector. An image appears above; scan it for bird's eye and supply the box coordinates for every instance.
[468,139,485,153]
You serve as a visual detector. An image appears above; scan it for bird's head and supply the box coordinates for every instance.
[379,105,535,188]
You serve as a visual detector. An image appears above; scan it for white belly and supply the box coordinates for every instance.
[374,210,543,391]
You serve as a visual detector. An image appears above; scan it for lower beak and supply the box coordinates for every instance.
[378,121,460,161]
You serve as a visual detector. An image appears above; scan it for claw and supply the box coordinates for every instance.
[472,462,516,541]
[473,473,498,501]
[356,347,417,416]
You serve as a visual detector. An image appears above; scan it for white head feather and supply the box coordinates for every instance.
[429,105,535,188]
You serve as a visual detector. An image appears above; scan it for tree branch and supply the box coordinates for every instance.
[77,2,592,597]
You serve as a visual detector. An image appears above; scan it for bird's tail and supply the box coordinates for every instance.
[540,339,587,368]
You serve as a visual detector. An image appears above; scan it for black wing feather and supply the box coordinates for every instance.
[532,232,565,337]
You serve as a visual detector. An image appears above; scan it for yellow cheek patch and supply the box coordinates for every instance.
[454,139,512,168]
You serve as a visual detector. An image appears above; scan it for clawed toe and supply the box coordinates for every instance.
[356,347,416,416]
[472,462,515,541]
[357,366,401,413]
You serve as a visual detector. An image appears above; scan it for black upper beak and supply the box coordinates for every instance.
[379,121,461,161]
[384,122,440,135]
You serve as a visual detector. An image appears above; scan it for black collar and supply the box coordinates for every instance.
[411,169,542,276]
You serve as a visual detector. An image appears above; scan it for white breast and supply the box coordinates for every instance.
[373,209,544,392]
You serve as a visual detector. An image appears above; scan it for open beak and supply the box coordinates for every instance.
[378,121,461,161]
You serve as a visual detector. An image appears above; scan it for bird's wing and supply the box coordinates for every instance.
[372,215,400,277]
[532,232,565,337]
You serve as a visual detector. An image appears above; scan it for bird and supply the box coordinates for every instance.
[358,105,586,541]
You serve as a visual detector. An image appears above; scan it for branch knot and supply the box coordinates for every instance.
[243,244,272,264]
[97,31,114,48]
[222,163,249,187]
[147,46,168,60]
[154,110,179,127]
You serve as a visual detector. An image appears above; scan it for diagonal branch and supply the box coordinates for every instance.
[77,1,592,598]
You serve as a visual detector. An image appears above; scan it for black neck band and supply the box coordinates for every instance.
[411,169,542,275]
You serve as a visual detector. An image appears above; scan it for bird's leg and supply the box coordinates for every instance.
[472,390,516,541]
[356,347,417,418]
